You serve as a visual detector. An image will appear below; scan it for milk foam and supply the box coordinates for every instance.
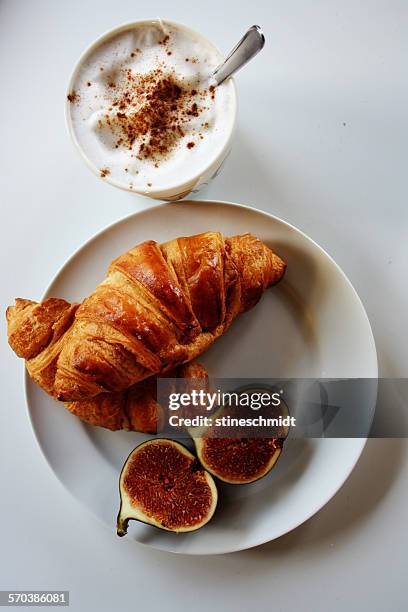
[67,21,235,192]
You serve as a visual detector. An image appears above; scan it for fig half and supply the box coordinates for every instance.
[193,394,291,485]
[117,439,218,535]
[194,437,284,484]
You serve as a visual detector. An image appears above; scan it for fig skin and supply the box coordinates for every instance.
[117,439,218,535]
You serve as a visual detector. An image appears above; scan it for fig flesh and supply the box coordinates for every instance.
[117,439,218,535]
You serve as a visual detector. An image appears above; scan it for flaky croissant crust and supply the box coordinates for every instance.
[7,232,286,402]
[67,362,209,434]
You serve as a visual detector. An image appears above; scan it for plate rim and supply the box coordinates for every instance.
[24,199,378,554]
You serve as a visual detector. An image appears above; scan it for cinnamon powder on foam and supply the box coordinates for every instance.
[98,66,212,163]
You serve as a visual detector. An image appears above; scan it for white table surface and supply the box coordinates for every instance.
[1,1,407,610]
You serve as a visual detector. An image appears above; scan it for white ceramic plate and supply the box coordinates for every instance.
[25,201,377,555]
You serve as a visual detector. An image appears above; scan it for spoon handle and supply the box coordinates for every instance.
[212,25,265,86]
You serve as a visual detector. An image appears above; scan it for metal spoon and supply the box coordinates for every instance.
[212,25,265,86]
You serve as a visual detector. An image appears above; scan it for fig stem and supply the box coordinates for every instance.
[117,515,129,537]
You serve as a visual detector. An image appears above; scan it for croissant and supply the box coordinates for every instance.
[7,232,286,402]
[67,362,209,434]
